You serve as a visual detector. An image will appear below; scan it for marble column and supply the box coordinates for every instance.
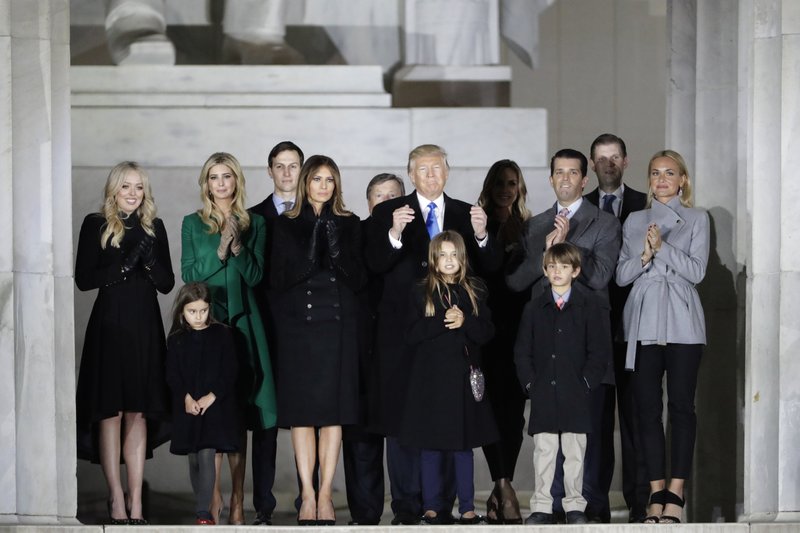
[668,0,800,523]
[0,0,76,524]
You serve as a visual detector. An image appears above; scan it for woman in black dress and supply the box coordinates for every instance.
[475,159,531,523]
[270,155,366,525]
[75,161,174,524]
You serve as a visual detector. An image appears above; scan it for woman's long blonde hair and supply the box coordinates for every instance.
[285,155,352,219]
[646,149,694,208]
[100,161,156,249]
[197,152,251,234]
[423,231,482,317]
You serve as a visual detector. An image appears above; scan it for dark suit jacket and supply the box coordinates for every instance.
[249,194,281,298]
[584,185,647,342]
[364,191,502,436]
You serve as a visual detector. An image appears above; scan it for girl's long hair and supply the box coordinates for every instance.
[477,159,531,244]
[197,152,251,234]
[284,155,352,218]
[100,161,156,248]
[168,282,217,336]
[423,231,482,317]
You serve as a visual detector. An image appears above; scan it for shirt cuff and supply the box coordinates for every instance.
[388,229,403,249]
[476,234,488,248]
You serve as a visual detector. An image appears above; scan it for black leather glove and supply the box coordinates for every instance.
[121,233,155,274]
[140,233,157,268]
[307,217,323,262]
[325,219,341,259]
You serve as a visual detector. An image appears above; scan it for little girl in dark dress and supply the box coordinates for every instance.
[166,282,241,525]
[401,231,499,524]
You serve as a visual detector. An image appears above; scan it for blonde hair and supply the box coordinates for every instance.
[100,161,156,249]
[423,231,482,317]
[285,155,352,219]
[646,149,693,208]
[197,152,251,234]
[407,144,449,174]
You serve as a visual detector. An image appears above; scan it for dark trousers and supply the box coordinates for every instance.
[614,341,650,517]
[481,381,526,481]
[343,432,385,524]
[386,436,422,517]
[551,384,614,521]
[420,449,474,515]
[632,343,702,480]
[251,427,278,517]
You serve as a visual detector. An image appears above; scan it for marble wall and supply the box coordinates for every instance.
[0,0,76,524]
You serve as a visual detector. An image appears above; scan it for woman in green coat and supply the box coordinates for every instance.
[181,152,276,524]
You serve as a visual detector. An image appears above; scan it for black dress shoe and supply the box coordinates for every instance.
[459,514,483,524]
[525,512,555,525]
[391,512,420,525]
[127,518,149,525]
[566,510,588,524]
[253,512,273,525]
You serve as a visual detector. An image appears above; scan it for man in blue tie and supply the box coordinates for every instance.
[249,140,304,526]
[365,144,502,525]
[506,148,620,525]
[584,133,648,523]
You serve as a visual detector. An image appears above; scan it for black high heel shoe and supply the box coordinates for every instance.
[659,491,685,524]
[485,488,502,524]
[107,500,128,525]
[643,489,667,524]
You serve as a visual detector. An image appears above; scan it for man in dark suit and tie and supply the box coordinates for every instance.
[584,133,648,523]
[249,140,304,526]
[506,148,620,525]
[365,144,502,524]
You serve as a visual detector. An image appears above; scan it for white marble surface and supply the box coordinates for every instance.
[395,64,512,81]
[404,0,499,66]
[13,273,59,517]
[781,34,800,272]
[0,0,9,36]
[0,36,11,273]
[779,272,800,509]
[71,93,392,108]
[410,108,547,167]
[70,65,388,94]
[52,41,73,278]
[0,272,16,516]
[10,0,50,39]
[54,275,77,519]
[754,0,781,39]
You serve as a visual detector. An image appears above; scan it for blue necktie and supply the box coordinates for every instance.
[426,202,440,239]
[602,194,616,215]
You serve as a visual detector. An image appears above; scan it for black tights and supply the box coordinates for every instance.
[189,448,217,516]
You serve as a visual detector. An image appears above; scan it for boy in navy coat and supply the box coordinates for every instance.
[514,242,610,525]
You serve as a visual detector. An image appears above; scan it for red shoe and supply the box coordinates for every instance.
[196,514,216,525]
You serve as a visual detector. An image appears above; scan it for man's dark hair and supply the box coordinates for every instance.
[268,141,304,167]
[589,133,627,159]
[366,173,405,199]
[550,148,588,177]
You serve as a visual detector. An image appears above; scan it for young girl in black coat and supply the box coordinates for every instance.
[166,282,241,525]
[401,231,499,524]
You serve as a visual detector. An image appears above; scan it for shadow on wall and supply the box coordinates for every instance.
[693,208,740,522]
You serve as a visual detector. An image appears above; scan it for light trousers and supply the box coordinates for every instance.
[531,432,587,514]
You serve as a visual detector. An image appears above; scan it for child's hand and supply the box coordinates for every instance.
[197,392,217,415]
[184,394,201,416]
[444,305,465,329]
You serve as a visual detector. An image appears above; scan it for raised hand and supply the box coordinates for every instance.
[470,205,488,240]
[227,216,242,257]
[390,204,415,241]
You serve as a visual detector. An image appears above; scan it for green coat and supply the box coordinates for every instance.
[181,212,276,430]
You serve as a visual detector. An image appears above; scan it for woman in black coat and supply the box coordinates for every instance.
[75,161,174,524]
[474,160,532,523]
[270,155,366,525]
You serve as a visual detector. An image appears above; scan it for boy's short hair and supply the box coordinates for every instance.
[542,242,582,269]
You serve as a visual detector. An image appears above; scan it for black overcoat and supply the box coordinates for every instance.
[513,284,611,434]
[364,192,502,436]
[270,204,366,427]
[400,283,499,450]
[166,323,241,454]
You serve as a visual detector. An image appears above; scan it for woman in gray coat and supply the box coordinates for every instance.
[616,150,709,524]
